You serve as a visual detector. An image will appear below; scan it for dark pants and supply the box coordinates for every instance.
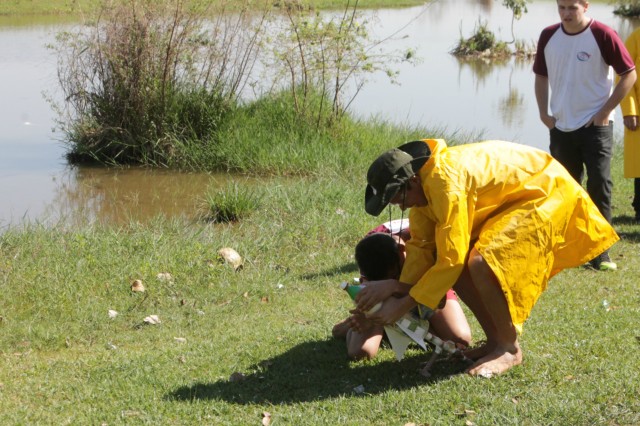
[633,178,640,216]
[550,122,613,224]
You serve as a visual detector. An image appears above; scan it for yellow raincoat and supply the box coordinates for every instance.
[400,139,619,330]
[619,27,640,178]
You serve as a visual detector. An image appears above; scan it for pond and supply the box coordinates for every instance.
[1,0,638,229]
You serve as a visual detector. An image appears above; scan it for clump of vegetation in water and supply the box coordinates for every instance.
[51,0,414,168]
[451,0,535,60]
[611,0,640,17]
[450,21,511,59]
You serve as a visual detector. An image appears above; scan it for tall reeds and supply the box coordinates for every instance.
[54,0,269,165]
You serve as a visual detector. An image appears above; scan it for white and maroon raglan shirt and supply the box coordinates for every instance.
[534,20,636,131]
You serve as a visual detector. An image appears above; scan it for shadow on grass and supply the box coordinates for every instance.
[612,214,639,226]
[300,262,359,281]
[167,338,468,404]
[618,230,640,243]
[611,215,640,243]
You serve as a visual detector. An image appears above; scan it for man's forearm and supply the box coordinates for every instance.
[603,70,638,117]
[400,293,418,312]
[393,280,414,296]
[534,75,550,117]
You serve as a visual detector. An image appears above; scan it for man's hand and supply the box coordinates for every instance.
[589,69,636,127]
[535,74,555,130]
[587,110,612,127]
[624,115,639,131]
[348,310,377,333]
[355,279,399,313]
[540,114,557,130]
[365,295,417,326]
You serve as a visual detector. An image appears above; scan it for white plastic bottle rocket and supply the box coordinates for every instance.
[340,282,382,316]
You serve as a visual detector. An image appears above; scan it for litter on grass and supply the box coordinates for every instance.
[156,272,173,282]
[218,247,243,270]
[131,279,145,292]
[143,315,161,325]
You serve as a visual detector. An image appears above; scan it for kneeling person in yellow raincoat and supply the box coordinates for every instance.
[355,139,618,377]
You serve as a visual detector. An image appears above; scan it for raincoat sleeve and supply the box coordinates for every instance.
[620,29,640,117]
[400,208,437,285]
[401,182,471,310]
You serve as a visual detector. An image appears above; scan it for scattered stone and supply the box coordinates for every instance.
[218,247,243,271]
[131,279,145,292]
[143,315,161,325]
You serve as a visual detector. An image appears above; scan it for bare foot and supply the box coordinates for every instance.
[463,341,493,361]
[332,318,351,339]
[466,343,522,377]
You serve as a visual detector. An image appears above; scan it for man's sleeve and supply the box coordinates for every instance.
[406,189,470,309]
[593,22,635,75]
[533,25,558,76]
[400,208,436,286]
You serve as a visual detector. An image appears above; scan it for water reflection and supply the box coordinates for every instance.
[453,55,512,90]
[1,0,639,228]
[45,167,235,224]
[498,85,526,130]
[40,167,239,227]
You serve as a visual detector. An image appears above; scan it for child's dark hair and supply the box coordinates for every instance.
[355,232,400,281]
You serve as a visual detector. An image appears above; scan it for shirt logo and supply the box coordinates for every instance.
[577,51,591,61]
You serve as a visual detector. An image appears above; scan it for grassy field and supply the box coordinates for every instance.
[2,0,637,423]
[0,132,638,424]
[0,0,426,16]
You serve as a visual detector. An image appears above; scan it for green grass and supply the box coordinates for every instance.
[1,137,639,424]
[0,0,426,16]
[172,91,434,175]
[0,0,99,16]
[201,182,262,223]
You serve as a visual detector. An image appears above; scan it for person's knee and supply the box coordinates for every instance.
[467,249,489,274]
[347,346,377,360]
[467,249,501,291]
[445,315,473,348]
[436,326,471,348]
[431,301,472,347]
[454,328,473,348]
[332,320,350,339]
[346,330,380,360]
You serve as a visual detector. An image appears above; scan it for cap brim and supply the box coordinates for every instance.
[365,182,402,216]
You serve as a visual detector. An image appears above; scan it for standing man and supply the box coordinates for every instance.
[534,0,636,271]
